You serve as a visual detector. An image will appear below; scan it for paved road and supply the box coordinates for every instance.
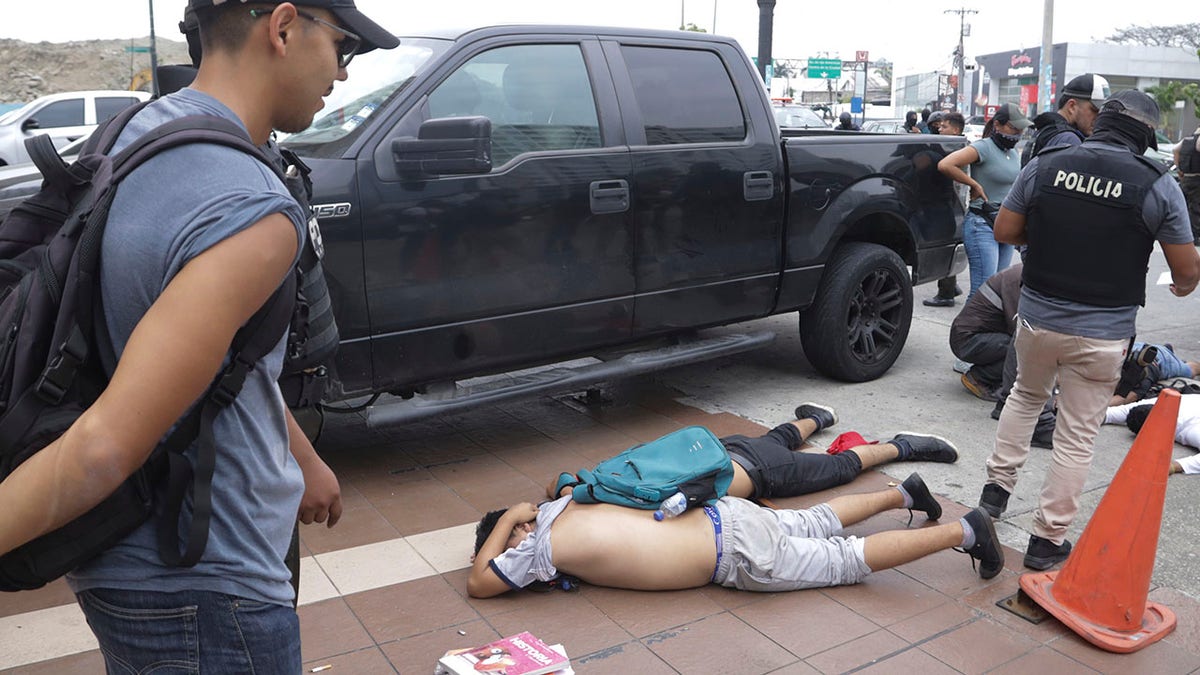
[655,248,1200,599]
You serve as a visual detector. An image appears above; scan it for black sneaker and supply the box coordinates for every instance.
[890,433,958,463]
[991,399,1004,421]
[979,483,1010,518]
[1030,424,1054,449]
[959,507,1004,579]
[1024,535,1072,570]
[923,295,955,307]
[794,402,837,433]
[900,472,941,523]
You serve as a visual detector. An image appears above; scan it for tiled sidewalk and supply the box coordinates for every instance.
[4,381,1200,674]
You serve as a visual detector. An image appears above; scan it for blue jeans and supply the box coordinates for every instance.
[77,588,300,674]
[964,211,1013,299]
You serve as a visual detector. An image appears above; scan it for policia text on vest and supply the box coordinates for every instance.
[1052,170,1125,199]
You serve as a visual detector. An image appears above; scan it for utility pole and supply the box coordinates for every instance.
[148,0,160,97]
[1038,0,1054,115]
[756,0,775,83]
[944,6,977,112]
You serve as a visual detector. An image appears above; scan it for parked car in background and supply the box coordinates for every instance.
[773,105,830,129]
[861,118,908,134]
[0,90,149,166]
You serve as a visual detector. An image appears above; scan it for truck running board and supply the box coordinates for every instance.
[365,330,775,427]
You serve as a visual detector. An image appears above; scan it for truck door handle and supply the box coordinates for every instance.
[743,171,774,201]
[590,179,629,214]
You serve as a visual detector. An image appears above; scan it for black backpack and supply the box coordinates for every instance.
[0,103,296,591]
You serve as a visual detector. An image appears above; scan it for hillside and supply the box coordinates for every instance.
[0,36,190,104]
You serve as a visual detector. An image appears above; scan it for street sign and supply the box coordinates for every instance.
[124,46,151,53]
[807,57,841,79]
[856,50,869,63]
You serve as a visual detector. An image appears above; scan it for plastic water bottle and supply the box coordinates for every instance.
[653,491,688,521]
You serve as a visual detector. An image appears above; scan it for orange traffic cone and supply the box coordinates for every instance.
[1020,389,1181,653]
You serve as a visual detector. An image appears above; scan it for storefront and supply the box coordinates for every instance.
[975,42,1200,137]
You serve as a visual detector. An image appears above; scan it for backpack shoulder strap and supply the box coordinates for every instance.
[156,272,297,568]
[24,134,73,189]
[108,115,282,184]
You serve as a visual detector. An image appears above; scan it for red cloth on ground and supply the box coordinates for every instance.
[827,431,876,454]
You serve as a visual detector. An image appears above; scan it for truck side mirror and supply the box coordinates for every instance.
[21,118,40,132]
[392,116,492,176]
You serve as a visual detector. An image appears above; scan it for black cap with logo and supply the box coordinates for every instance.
[186,0,399,53]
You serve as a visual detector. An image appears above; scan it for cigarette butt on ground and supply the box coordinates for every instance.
[310,666,332,673]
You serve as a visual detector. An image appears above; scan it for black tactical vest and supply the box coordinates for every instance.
[1023,143,1165,307]
[277,148,340,408]
[1180,133,1200,174]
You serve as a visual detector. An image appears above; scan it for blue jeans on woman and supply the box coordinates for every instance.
[964,210,1013,299]
[77,587,300,674]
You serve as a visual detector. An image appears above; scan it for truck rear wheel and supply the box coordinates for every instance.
[800,242,913,382]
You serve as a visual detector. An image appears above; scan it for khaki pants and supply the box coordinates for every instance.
[985,319,1125,543]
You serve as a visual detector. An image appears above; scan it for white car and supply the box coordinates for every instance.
[0,90,150,166]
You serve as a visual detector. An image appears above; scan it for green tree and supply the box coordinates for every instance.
[1145,81,1200,138]
[680,22,707,32]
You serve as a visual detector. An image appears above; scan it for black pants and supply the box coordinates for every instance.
[952,332,1009,390]
[722,423,863,499]
[1181,176,1200,242]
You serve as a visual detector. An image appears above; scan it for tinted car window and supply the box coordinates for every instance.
[426,43,600,166]
[621,46,745,145]
[95,97,141,124]
[774,106,827,129]
[33,99,84,128]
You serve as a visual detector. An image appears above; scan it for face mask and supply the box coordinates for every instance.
[1090,111,1153,155]
[992,131,1021,151]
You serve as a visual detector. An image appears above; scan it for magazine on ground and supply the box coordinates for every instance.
[435,632,571,675]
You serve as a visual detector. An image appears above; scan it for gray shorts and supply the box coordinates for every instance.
[711,497,870,592]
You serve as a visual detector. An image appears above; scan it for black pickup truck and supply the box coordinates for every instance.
[1,26,966,425]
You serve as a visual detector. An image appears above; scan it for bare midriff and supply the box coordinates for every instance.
[550,501,718,591]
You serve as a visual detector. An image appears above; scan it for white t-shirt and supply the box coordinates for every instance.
[488,496,572,589]
[1105,395,1200,473]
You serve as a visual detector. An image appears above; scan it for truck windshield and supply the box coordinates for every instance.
[283,37,450,158]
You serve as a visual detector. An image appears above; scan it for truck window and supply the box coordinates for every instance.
[620,46,745,145]
[31,99,84,128]
[427,44,600,166]
[95,97,141,124]
[283,38,449,158]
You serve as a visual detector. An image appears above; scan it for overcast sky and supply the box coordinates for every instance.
[3,1,1197,75]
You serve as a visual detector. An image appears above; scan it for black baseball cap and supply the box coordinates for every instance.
[1102,89,1161,149]
[186,0,399,52]
[1059,73,1109,109]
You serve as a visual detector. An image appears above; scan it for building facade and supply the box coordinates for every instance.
[975,42,1200,138]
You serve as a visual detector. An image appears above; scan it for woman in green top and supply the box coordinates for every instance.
[937,102,1032,298]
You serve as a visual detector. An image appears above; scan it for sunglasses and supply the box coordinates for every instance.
[250,8,362,69]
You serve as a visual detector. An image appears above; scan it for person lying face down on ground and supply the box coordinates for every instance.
[467,473,1002,598]
[547,403,958,502]
[1106,394,1200,475]
[1109,342,1200,407]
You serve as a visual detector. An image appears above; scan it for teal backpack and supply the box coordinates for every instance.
[555,426,734,511]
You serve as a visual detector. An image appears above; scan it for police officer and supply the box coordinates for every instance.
[978,90,1200,571]
[1020,73,1109,167]
[1175,127,1200,244]
[835,111,861,131]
